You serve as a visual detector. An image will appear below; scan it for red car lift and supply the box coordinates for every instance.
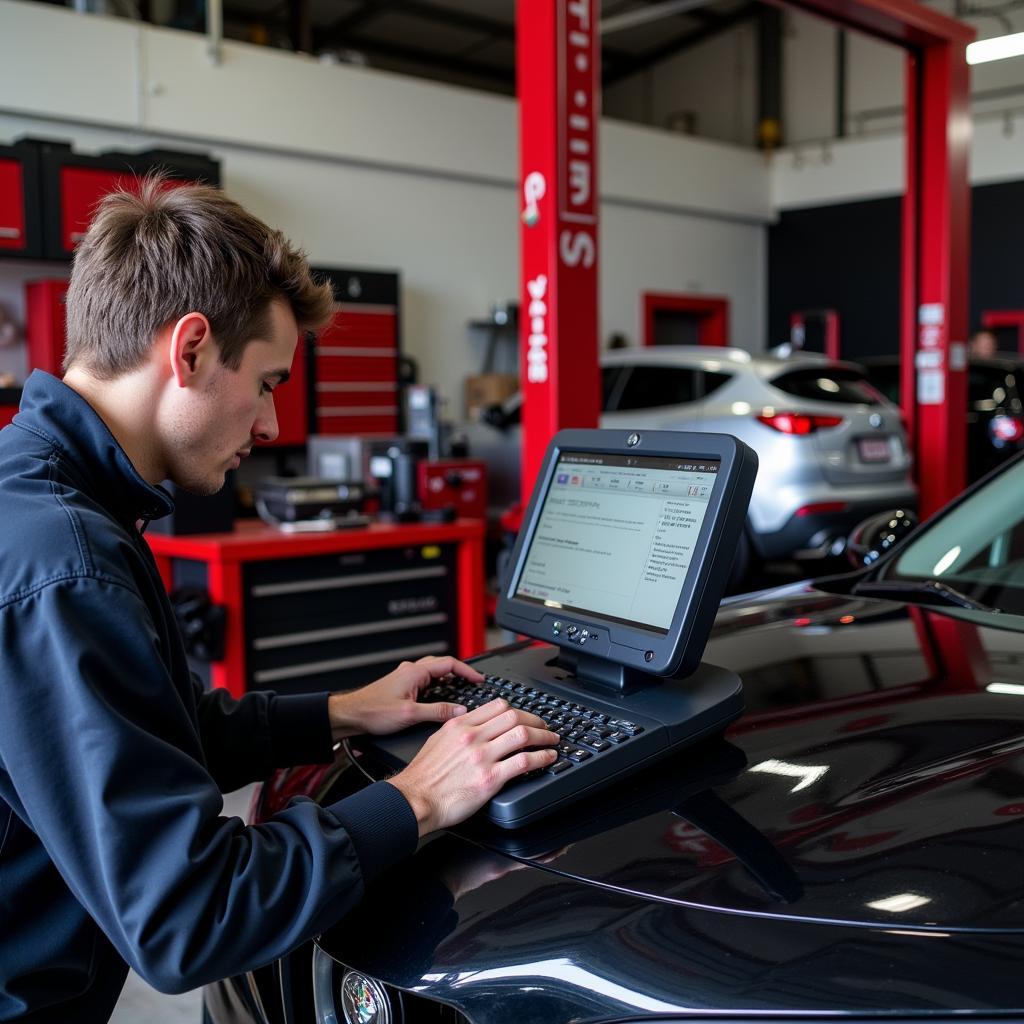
[517,0,973,520]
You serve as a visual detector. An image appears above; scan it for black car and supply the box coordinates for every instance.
[860,354,1024,481]
[205,452,1024,1024]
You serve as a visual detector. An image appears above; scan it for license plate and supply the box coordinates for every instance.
[857,437,891,463]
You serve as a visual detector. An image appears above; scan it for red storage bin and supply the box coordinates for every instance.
[26,279,69,376]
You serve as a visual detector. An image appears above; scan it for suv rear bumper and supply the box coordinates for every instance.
[752,496,917,561]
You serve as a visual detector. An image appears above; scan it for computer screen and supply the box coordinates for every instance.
[498,429,757,681]
[513,452,721,634]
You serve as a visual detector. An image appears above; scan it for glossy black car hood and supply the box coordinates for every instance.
[458,586,1024,932]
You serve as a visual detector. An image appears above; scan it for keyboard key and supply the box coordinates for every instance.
[607,732,629,744]
[568,748,592,762]
[545,759,573,775]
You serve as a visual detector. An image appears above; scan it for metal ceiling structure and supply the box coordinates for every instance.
[214,0,762,95]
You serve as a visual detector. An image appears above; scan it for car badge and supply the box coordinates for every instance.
[627,432,641,447]
[869,413,883,429]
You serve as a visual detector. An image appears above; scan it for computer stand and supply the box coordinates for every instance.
[554,649,673,694]
[544,647,745,746]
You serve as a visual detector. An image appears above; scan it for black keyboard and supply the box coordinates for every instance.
[423,673,646,780]
[358,655,741,828]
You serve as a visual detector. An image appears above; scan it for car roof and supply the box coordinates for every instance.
[600,344,865,378]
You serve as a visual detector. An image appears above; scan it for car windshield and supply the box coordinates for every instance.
[884,456,1024,614]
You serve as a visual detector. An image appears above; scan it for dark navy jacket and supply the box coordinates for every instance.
[0,372,418,1021]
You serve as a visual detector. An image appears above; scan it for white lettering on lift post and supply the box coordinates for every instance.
[527,274,549,383]
[560,0,595,269]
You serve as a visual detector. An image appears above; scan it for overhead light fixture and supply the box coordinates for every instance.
[967,32,1024,65]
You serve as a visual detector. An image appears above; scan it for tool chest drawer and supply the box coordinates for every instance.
[242,544,458,694]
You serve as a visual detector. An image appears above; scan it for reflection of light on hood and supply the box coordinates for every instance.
[933,546,961,575]
[454,959,682,1013]
[750,758,829,792]
[987,682,1024,696]
[867,893,931,913]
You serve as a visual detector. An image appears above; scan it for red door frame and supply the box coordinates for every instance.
[518,0,972,518]
[642,293,729,348]
[982,310,1024,354]
[789,309,841,360]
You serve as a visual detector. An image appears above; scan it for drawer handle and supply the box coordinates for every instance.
[253,641,447,685]
[254,612,448,651]
[251,566,446,598]
[315,347,398,357]
[317,406,398,417]
[0,226,21,239]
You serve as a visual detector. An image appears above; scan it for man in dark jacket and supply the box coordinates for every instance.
[0,179,559,1022]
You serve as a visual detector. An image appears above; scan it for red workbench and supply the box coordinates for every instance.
[147,519,485,699]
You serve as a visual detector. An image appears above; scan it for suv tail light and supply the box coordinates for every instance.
[757,412,845,435]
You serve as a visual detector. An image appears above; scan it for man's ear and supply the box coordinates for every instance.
[168,312,214,388]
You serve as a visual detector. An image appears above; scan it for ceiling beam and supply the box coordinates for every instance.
[317,33,517,85]
[602,2,761,85]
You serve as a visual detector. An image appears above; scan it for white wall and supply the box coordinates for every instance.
[772,107,1024,209]
[0,0,772,407]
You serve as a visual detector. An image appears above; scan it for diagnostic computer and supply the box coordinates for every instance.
[359,428,758,828]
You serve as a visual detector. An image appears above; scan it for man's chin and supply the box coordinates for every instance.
[168,474,228,498]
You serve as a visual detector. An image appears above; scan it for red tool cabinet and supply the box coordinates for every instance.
[146,519,485,700]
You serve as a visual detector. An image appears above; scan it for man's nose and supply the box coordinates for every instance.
[253,399,279,444]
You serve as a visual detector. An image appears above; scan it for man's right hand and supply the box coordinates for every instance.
[388,699,560,836]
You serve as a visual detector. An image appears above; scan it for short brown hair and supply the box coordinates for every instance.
[63,174,335,377]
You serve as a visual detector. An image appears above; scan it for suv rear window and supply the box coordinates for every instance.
[614,366,699,411]
[771,367,882,405]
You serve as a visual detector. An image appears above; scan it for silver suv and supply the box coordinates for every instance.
[463,346,916,570]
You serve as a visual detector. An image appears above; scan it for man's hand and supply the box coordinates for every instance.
[327,655,481,741]
[388,698,560,836]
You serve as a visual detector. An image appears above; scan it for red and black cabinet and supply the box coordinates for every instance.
[0,141,42,260]
[35,140,220,260]
[309,268,402,439]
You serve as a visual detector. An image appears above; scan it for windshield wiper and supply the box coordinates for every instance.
[851,579,999,613]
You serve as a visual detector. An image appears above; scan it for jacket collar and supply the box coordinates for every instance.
[14,371,174,525]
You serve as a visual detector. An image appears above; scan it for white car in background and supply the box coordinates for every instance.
[463,346,915,577]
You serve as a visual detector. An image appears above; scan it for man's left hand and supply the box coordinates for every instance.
[328,655,482,741]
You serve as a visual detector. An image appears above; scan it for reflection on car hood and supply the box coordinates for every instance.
[463,586,1024,932]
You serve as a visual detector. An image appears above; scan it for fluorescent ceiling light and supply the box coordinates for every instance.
[967,32,1024,64]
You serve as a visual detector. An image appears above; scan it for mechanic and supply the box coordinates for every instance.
[0,178,560,1022]
[969,328,999,358]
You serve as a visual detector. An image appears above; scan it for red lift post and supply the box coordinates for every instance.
[517,0,972,521]
[516,0,601,501]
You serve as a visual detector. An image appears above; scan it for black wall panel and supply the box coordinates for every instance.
[767,196,901,361]
[767,179,1024,360]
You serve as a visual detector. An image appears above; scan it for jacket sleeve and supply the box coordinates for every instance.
[193,679,335,792]
[0,576,418,994]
